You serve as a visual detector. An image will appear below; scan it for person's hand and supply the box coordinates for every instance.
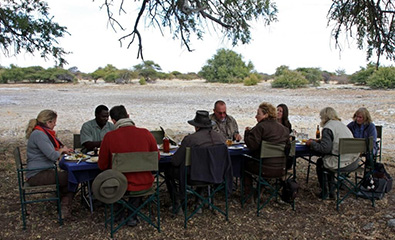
[306,139,314,146]
[234,133,242,142]
[59,146,72,155]
[245,127,251,131]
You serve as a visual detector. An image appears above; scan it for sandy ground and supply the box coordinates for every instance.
[1,80,394,159]
[1,80,395,239]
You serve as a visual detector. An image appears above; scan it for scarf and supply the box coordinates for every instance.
[34,123,63,150]
[115,118,135,129]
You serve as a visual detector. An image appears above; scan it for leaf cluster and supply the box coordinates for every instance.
[328,0,395,68]
[97,0,278,59]
[0,0,69,66]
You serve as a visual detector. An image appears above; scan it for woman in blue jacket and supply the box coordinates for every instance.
[347,108,378,155]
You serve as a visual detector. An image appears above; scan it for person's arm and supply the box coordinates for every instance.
[244,124,263,151]
[80,122,101,151]
[309,128,333,154]
[34,131,62,161]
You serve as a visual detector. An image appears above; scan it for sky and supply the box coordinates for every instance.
[1,0,393,75]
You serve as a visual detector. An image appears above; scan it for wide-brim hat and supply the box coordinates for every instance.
[92,169,127,204]
[187,110,215,128]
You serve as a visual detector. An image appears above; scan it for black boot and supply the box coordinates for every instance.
[327,173,335,200]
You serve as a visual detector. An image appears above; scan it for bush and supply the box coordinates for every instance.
[367,67,395,89]
[243,74,259,86]
[199,48,254,83]
[139,77,147,85]
[296,67,322,86]
[350,64,376,85]
[271,70,308,88]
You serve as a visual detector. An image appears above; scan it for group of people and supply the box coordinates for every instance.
[24,100,378,224]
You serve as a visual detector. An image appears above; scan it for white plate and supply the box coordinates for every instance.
[228,146,244,150]
[86,151,95,156]
[86,157,98,163]
[161,152,173,156]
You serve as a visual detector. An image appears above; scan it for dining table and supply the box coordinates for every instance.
[59,142,314,213]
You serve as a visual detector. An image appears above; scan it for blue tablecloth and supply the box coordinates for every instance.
[60,144,312,192]
[59,157,102,192]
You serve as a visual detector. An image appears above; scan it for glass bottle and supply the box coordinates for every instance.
[316,125,320,139]
[163,137,170,153]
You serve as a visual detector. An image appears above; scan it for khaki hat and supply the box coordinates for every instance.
[92,169,127,204]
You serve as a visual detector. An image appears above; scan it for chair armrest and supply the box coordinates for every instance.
[18,164,57,172]
[243,154,260,162]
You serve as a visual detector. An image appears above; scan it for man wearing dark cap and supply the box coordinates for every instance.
[165,110,226,214]
[80,105,115,153]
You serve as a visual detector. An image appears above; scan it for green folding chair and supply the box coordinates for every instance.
[73,133,82,150]
[150,129,165,145]
[327,137,375,211]
[14,147,63,229]
[375,125,382,162]
[102,152,160,238]
[241,141,290,216]
[183,144,231,228]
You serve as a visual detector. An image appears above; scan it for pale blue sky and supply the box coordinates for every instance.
[1,0,393,74]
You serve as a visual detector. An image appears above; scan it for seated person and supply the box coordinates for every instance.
[80,105,115,153]
[277,103,293,169]
[277,103,292,133]
[210,100,242,141]
[25,109,74,218]
[98,105,159,227]
[243,102,290,199]
[347,107,378,155]
[165,110,226,213]
[306,107,360,199]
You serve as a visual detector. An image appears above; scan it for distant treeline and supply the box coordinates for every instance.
[1,51,394,89]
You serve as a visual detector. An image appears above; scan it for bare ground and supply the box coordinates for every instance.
[0,81,394,239]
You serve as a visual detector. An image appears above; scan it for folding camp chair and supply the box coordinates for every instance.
[183,144,232,228]
[103,152,160,238]
[375,125,382,162]
[325,138,375,211]
[241,141,290,216]
[73,133,82,150]
[14,147,63,229]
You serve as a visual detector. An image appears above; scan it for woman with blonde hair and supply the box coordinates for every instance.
[347,107,378,155]
[306,107,360,199]
[26,110,74,218]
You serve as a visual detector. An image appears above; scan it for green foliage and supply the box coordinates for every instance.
[134,60,161,82]
[39,67,75,83]
[350,64,376,85]
[0,0,68,65]
[328,1,395,68]
[367,67,395,89]
[271,69,308,88]
[139,77,146,85]
[274,65,289,77]
[199,49,254,83]
[296,67,322,86]
[101,1,278,58]
[243,74,260,86]
[0,65,75,83]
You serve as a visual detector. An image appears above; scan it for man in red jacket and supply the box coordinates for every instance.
[98,105,159,226]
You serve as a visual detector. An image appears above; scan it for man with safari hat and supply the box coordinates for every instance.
[164,110,226,214]
[97,105,159,226]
